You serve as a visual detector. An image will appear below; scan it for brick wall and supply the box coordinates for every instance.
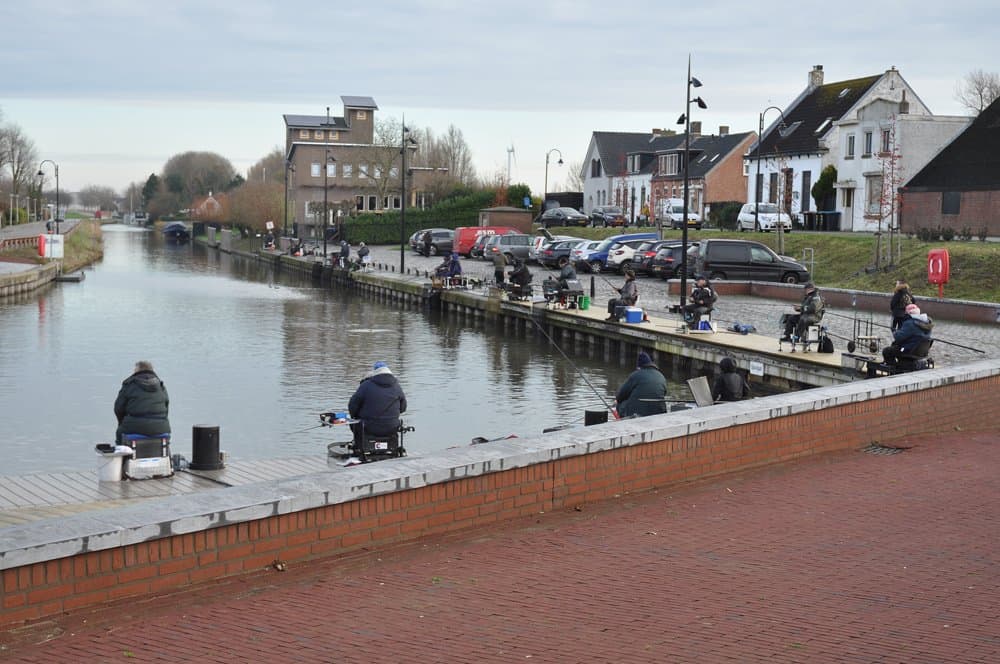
[3,371,998,628]
[902,190,1000,236]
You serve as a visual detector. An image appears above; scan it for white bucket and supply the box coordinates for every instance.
[95,444,133,482]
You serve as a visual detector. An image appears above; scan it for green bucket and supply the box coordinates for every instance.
[578,295,590,310]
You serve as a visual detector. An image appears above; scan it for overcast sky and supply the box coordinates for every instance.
[2,0,996,196]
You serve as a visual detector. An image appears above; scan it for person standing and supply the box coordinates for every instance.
[615,351,668,418]
[114,361,170,443]
[889,278,914,331]
[492,249,508,285]
[422,231,433,257]
[606,269,638,322]
[339,239,350,268]
[348,361,407,445]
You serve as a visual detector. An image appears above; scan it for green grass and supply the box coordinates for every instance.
[541,226,1000,303]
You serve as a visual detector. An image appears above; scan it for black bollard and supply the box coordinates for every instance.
[584,410,609,426]
[590,276,596,298]
[189,425,224,470]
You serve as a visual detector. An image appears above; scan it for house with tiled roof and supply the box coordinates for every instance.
[580,131,683,221]
[746,65,969,232]
[649,125,756,223]
[900,95,1000,236]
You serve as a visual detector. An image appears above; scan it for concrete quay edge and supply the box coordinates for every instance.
[2,357,998,572]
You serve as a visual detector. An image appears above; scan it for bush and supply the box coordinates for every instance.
[978,226,989,242]
[341,190,497,245]
[709,201,742,230]
[958,226,974,241]
[940,226,955,241]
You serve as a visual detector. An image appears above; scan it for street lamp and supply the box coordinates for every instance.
[400,119,416,274]
[754,106,789,230]
[675,56,706,309]
[322,150,335,260]
[543,148,563,213]
[37,159,60,234]
[283,160,295,241]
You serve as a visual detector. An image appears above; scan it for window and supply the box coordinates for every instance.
[750,246,775,263]
[659,154,679,175]
[942,192,961,215]
[314,130,323,139]
[390,166,399,179]
[326,163,336,178]
[330,131,339,141]
[880,129,891,153]
[591,159,602,178]
[367,195,377,210]
[842,188,854,208]
[863,131,873,157]
[866,175,883,214]
[310,162,320,177]
[768,172,778,203]
[355,195,364,211]
[801,171,811,212]
[299,129,309,139]
[356,110,367,120]
[846,135,856,159]
[343,164,353,178]
[374,165,382,179]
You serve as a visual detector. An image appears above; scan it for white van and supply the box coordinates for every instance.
[657,198,702,230]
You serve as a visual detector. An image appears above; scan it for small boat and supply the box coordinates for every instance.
[162,222,191,242]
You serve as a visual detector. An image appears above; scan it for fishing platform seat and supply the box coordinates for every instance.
[120,433,173,480]
[351,422,410,463]
[543,278,584,309]
[508,282,533,301]
[866,338,935,377]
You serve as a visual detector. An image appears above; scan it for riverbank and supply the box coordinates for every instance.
[0,220,104,297]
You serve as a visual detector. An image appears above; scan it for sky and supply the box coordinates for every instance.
[2,0,997,197]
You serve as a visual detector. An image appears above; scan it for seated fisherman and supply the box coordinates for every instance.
[781,282,825,342]
[114,360,170,443]
[712,357,750,402]
[509,259,532,296]
[348,361,407,447]
[882,304,933,367]
[606,269,638,322]
[615,352,668,418]
[557,256,576,289]
[682,275,717,326]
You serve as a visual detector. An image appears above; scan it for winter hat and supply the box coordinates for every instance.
[373,361,388,370]
[905,304,920,315]
[720,357,737,373]
[636,351,654,368]
[803,282,815,290]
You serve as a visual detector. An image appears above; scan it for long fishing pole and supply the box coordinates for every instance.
[823,311,986,353]
[526,309,617,413]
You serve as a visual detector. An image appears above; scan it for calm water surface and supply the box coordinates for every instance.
[0,226,694,476]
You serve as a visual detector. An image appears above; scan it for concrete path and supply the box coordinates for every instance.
[3,430,996,662]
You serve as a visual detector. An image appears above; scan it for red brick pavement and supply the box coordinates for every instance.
[2,431,998,663]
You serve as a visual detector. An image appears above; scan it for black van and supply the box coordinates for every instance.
[692,239,810,283]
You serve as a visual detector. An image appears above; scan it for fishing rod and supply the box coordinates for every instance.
[823,311,987,353]
[526,309,617,414]
[286,423,327,435]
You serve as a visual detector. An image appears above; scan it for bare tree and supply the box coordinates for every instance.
[4,124,38,195]
[246,147,285,184]
[564,160,584,192]
[355,117,407,212]
[438,125,476,185]
[955,69,1000,114]
[78,185,118,210]
[228,181,283,231]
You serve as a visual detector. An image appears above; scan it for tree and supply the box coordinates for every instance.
[4,124,38,196]
[246,148,285,185]
[955,69,1000,115]
[507,183,532,209]
[355,117,407,212]
[141,173,160,208]
[161,151,236,202]
[228,180,283,231]
[78,185,118,210]
[811,165,837,211]
[564,160,585,192]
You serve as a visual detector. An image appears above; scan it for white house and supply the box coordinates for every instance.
[581,131,682,220]
[746,65,970,232]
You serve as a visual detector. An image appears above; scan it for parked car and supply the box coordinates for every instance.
[736,202,792,232]
[415,229,454,256]
[691,239,809,283]
[484,233,533,262]
[470,233,492,258]
[570,240,603,270]
[649,242,700,279]
[410,227,448,253]
[590,205,626,227]
[538,238,586,268]
[656,198,702,230]
[454,225,521,256]
[633,240,674,276]
[606,238,657,274]
[583,232,659,273]
[539,207,589,229]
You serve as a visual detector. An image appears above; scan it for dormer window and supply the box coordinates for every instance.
[329,131,339,141]
[814,117,833,134]
[356,110,367,120]
[314,130,323,139]
[299,129,309,139]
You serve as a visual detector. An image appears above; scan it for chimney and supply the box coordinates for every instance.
[719,125,730,136]
[690,121,702,137]
[809,65,824,89]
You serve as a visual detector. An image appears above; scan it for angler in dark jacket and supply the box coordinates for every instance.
[682,275,717,325]
[712,357,750,402]
[782,282,825,341]
[606,269,638,321]
[882,304,933,366]
[114,361,170,442]
[615,352,668,418]
[889,279,914,331]
[349,361,408,439]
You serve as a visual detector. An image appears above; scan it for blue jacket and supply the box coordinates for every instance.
[348,368,407,436]
[892,313,933,353]
[615,366,668,418]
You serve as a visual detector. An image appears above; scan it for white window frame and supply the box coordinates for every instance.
[865,175,882,215]
[329,131,339,141]
[880,129,891,153]
[357,110,367,120]
[310,162,321,177]
[863,131,873,157]
[846,134,856,159]
[326,163,336,178]
[314,130,323,139]
[299,129,309,139]
[343,164,353,178]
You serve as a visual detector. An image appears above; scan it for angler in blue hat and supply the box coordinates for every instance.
[348,361,407,446]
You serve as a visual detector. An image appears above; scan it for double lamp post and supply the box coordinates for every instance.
[675,55,706,309]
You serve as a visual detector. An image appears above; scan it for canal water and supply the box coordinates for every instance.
[0,225,696,476]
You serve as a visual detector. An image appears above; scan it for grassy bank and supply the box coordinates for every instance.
[544,227,1000,303]
[0,220,104,273]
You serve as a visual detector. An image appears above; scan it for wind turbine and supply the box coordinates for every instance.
[506,144,516,184]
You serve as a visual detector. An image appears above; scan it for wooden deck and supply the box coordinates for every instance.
[0,456,339,527]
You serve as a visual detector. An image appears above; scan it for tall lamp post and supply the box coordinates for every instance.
[755,106,790,255]
[400,119,415,274]
[37,159,60,234]
[676,56,706,309]
[283,160,295,240]
[322,150,335,260]
[543,148,563,213]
